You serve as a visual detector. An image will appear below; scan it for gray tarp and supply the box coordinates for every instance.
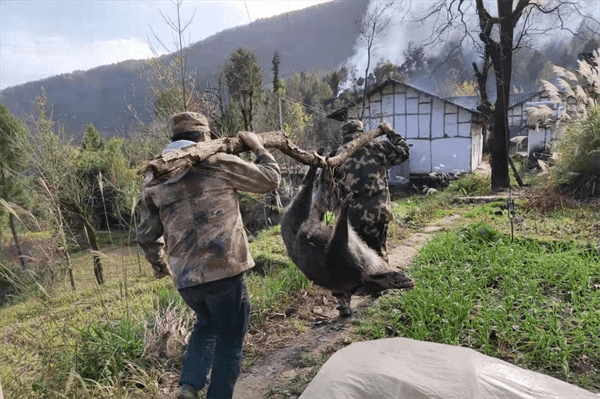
[300,337,599,399]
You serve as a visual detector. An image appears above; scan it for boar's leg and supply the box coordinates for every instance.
[332,291,352,318]
[281,157,320,247]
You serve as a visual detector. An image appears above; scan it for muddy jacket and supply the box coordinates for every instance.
[137,142,280,289]
[335,130,410,225]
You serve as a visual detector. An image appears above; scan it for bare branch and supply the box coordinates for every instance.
[138,125,392,182]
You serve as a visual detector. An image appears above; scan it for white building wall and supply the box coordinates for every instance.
[527,127,553,154]
[361,81,484,175]
[471,124,483,172]
[409,139,432,174]
[431,100,445,139]
[431,138,472,174]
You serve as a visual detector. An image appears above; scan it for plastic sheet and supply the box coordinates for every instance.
[300,337,599,399]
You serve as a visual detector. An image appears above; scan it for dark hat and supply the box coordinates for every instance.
[168,112,211,141]
[341,119,364,136]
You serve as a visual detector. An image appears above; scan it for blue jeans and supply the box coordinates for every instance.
[178,273,250,399]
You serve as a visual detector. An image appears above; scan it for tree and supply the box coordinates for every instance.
[27,92,137,286]
[324,67,349,98]
[0,104,30,268]
[81,124,104,151]
[222,48,263,132]
[397,42,426,80]
[124,0,199,166]
[373,61,404,85]
[272,51,282,94]
[415,0,599,190]
[356,1,393,119]
[149,0,197,112]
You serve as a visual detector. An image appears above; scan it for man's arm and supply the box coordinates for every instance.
[135,186,171,279]
[227,131,281,193]
[379,124,410,167]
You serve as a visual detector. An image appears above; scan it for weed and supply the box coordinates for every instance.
[356,223,600,390]
[445,173,491,197]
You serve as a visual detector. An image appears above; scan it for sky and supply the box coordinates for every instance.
[0,0,332,90]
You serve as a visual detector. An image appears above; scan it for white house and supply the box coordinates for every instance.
[328,79,486,184]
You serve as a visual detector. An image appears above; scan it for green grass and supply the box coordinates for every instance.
[247,225,312,326]
[0,224,311,398]
[355,222,600,391]
[2,171,600,397]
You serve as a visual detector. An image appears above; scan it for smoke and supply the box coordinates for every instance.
[345,1,432,78]
[342,0,600,96]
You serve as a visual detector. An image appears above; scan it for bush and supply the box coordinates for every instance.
[553,105,600,180]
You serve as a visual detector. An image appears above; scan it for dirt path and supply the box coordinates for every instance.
[232,214,463,399]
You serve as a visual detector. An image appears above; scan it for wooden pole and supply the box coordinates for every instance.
[138,123,394,182]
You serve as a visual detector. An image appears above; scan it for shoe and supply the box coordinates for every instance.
[177,384,198,399]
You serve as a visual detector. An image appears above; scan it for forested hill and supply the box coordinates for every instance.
[0,0,370,138]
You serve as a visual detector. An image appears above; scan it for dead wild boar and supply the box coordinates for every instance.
[280,156,414,316]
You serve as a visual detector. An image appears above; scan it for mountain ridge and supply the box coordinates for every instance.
[0,0,370,138]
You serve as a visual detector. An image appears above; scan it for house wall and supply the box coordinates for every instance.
[508,93,543,138]
[528,127,554,154]
[525,93,562,154]
[361,82,482,177]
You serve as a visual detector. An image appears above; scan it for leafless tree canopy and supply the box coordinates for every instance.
[415,0,598,53]
[402,0,599,190]
[356,1,394,119]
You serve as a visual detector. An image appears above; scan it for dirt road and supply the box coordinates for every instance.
[232,215,462,399]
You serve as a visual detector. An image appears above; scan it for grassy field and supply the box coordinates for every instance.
[1,172,599,397]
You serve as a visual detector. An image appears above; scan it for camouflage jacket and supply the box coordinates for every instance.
[136,143,280,289]
[334,130,409,223]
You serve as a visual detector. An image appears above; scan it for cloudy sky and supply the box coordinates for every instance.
[0,0,332,90]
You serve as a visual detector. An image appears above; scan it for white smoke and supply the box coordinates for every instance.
[341,0,600,96]
[344,1,457,81]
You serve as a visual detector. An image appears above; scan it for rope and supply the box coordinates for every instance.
[277,94,331,116]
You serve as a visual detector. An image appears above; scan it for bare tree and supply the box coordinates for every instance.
[149,0,197,112]
[124,0,199,164]
[412,0,599,190]
[356,1,393,120]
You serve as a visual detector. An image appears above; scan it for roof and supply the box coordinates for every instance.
[327,79,542,120]
[446,91,541,112]
[327,79,483,121]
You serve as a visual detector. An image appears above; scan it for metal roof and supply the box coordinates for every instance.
[327,79,542,120]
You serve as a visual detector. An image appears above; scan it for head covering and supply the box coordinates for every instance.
[341,119,364,136]
[168,111,211,141]
[341,119,364,143]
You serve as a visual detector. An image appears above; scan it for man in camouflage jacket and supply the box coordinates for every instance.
[136,112,280,399]
[332,119,409,261]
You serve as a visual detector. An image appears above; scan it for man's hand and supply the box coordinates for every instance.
[237,131,264,154]
[152,262,171,279]
[378,122,393,135]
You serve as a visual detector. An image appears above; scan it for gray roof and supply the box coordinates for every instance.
[445,91,541,112]
[327,79,542,120]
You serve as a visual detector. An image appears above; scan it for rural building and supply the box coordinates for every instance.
[328,79,486,184]
[328,79,563,185]
[448,91,552,156]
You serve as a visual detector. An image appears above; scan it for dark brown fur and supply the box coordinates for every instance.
[280,158,414,299]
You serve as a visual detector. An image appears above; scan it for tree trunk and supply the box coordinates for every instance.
[489,0,514,191]
[8,213,26,269]
[83,219,103,285]
[139,125,392,183]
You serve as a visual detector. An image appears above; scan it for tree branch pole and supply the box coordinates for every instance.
[138,124,393,181]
